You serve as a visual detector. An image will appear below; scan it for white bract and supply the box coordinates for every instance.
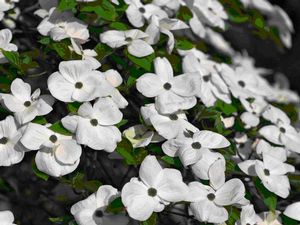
[125,0,168,28]
[37,8,89,43]
[187,160,248,224]
[141,103,198,139]
[71,185,129,225]
[182,52,231,107]
[137,57,199,114]
[256,139,288,161]
[235,204,262,225]
[62,97,122,152]
[123,124,163,148]
[162,130,230,166]
[152,0,180,16]
[21,123,82,177]
[0,210,16,225]
[0,0,18,21]
[0,29,18,63]
[238,152,295,198]
[100,29,154,58]
[48,60,113,102]
[259,105,300,154]
[0,116,25,167]
[146,16,188,53]
[121,155,189,221]
[1,78,54,125]
[284,202,300,221]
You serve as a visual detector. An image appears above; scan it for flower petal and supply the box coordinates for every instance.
[54,139,82,165]
[139,155,162,187]
[154,57,173,82]
[128,39,154,57]
[284,202,300,221]
[194,130,230,149]
[48,72,75,102]
[136,73,164,98]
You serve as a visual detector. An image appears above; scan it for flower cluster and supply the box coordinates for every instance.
[0,0,300,224]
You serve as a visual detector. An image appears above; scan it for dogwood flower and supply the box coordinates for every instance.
[188,10,206,38]
[123,124,163,148]
[182,52,231,107]
[259,105,300,154]
[37,8,89,44]
[235,204,262,225]
[0,29,18,63]
[238,152,294,198]
[152,0,180,16]
[1,78,54,124]
[256,139,288,161]
[71,185,129,225]
[146,16,188,53]
[0,210,16,225]
[162,130,230,166]
[125,0,168,28]
[48,60,113,102]
[121,155,189,221]
[21,123,82,177]
[190,148,226,180]
[137,57,199,114]
[141,103,198,139]
[0,116,25,167]
[258,211,282,225]
[0,0,18,21]
[100,29,154,58]
[284,202,300,221]
[61,98,122,152]
[240,0,273,13]
[187,160,248,223]
[240,98,268,129]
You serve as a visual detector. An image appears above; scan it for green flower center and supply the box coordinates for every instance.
[24,101,31,107]
[207,193,215,201]
[169,114,178,121]
[238,80,245,88]
[264,169,270,176]
[49,135,58,143]
[0,137,8,145]
[163,82,172,90]
[90,119,98,126]
[191,142,201,149]
[148,188,157,197]
[75,82,83,89]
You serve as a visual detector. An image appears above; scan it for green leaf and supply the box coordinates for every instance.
[109,22,128,30]
[116,119,128,128]
[126,51,155,72]
[49,121,72,135]
[81,0,117,21]
[161,156,182,169]
[67,102,81,113]
[177,6,193,22]
[49,215,75,224]
[32,116,48,125]
[281,214,298,225]
[254,177,277,211]
[116,139,147,165]
[32,162,49,181]
[106,197,125,214]
[226,206,240,225]
[214,100,237,116]
[175,39,194,50]
[0,178,14,192]
[141,213,157,225]
[58,0,77,11]
[94,43,113,61]
[38,37,51,45]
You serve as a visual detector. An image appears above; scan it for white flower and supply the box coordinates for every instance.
[48,60,113,102]
[0,116,25,167]
[188,11,206,38]
[0,29,18,63]
[1,78,54,125]
[162,130,230,166]
[189,0,228,29]
[21,123,82,177]
[238,152,295,198]
[121,155,189,221]
[240,0,273,13]
[145,16,188,53]
[268,6,294,48]
[0,0,18,21]
[240,98,268,129]
[284,202,300,221]
[190,148,226,180]
[152,0,180,16]
[187,160,248,224]
[71,185,129,225]
[235,204,262,225]
[100,29,154,57]
[0,210,16,225]
[141,103,198,139]
[137,57,199,114]
[123,124,164,148]
[258,211,282,225]
[62,98,122,152]
[37,7,89,43]
[259,105,300,154]
[256,139,288,162]
[182,52,231,107]
[221,116,235,128]
[125,0,168,28]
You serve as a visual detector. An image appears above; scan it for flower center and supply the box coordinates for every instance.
[207,193,215,201]
[264,169,270,176]
[148,188,157,197]
[238,80,245,88]
[191,142,201,149]
[169,114,178,121]
[0,137,8,145]
[203,75,210,82]
[125,37,133,42]
[49,135,58,143]
[139,7,146,13]
[24,101,31,107]
[90,119,98,126]
[94,209,104,218]
[163,82,172,90]
[75,82,83,89]
[280,127,286,133]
